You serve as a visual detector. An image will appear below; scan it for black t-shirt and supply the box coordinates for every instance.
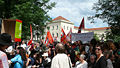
[94,56,107,68]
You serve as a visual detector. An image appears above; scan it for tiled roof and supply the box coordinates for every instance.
[85,27,110,30]
[74,26,110,30]
[52,16,70,22]
[74,26,79,29]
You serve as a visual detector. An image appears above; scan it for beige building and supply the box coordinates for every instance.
[44,16,110,42]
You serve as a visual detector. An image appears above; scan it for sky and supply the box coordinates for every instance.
[47,0,108,28]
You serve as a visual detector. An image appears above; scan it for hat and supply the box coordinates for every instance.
[42,53,48,56]
[0,33,12,46]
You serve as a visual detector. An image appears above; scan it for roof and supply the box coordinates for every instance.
[74,26,79,29]
[85,27,110,30]
[52,16,70,22]
[74,26,110,30]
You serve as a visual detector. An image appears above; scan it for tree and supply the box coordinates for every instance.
[89,0,120,42]
[0,0,56,40]
[94,34,99,41]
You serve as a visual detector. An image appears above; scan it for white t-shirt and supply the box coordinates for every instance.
[0,50,9,68]
[76,61,88,68]
[5,46,13,53]
[51,53,72,68]
[21,44,26,49]
[107,59,113,68]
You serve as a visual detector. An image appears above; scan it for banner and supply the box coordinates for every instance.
[15,19,22,42]
[71,32,94,42]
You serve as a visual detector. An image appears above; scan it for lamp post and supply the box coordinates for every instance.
[36,25,42,41]
[36,25,39,41]
[33,24,39,41]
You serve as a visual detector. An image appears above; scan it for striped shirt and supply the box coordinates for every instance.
[0,50,9,68]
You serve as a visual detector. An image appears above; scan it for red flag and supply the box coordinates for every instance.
[27,24,33,46]
[27,40,32,46]
[66,28,72,41]
[45,31,54,46]
[30,24,32,40]
[61,28,67,44]
[47,31,54,44]
[78,17,85,33]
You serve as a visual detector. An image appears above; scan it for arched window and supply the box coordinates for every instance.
[52,26,54,30]
[56,25,58,30]
[52,33,54,37]
[67,26,68,30]
[57,33,58,37]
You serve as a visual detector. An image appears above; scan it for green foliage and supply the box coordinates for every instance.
[47,26,50,30]
[94,34,99,41]
[0,0,56,40]
[106,31,120,42]
[90,0,120,42]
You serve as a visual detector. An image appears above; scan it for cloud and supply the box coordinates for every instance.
[48,0,108,28]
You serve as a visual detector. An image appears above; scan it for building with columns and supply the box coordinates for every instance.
[44,16,110,42]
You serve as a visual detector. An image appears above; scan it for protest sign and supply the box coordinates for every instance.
[71,32,94,42]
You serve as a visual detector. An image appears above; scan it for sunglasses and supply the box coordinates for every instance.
[95,48,101,50]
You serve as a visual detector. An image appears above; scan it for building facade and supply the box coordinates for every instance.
[44,16,110,42]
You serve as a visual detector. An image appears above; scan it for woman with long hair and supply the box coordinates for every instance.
[9,47,27,68]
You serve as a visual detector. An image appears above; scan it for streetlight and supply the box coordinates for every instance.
[36,25,39,41]
[33,24,39,41]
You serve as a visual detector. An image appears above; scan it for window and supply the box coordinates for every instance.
[67,26,68,30]
[52,26,54,30]
[47,26,50,30]
[56,25,58,30]
[57,33,58,37]
[52,33,54,37]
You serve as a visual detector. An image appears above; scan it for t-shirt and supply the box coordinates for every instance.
[51,53,72,68]
[107,59,113,68]
[94,56,107,68]
[76,61,88,68]
[21,44,26,49]
[0,50,9,68]
[5,46,13,53]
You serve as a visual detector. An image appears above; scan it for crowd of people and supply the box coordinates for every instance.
[0,33,120,68]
